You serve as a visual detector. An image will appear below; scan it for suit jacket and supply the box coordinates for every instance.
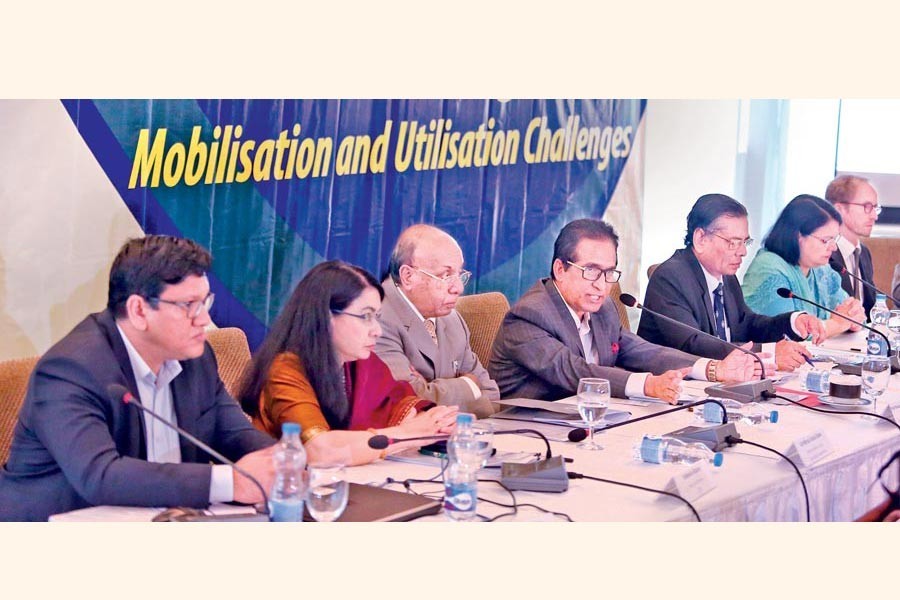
[829,244,875,318]
[375,280,498,417]
[0,310,275,521]
[488,278,699,400]
[638,248,798,359]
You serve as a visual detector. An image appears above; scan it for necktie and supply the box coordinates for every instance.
[851,247,861,300]
[423,319,438,345]
[713,283,727,341]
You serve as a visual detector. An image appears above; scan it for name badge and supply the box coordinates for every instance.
[787,430,833,468]
[664,464,715,502]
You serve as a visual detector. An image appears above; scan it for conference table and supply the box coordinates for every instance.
[51,331,900,522]
[344,330,900,522]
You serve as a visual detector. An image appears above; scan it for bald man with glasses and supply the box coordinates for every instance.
[825,175,881,318]
[375,224,499,417]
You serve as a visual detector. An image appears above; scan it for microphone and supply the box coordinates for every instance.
[107,383,270,518]
[620,292,774,403]
[775,288,892,356]
[367,434,449,450]
[565,398,735,450]
[839,266,900,306]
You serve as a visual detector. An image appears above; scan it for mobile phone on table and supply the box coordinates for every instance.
[419,441,449,458]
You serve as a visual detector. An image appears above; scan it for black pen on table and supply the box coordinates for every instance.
[784,333,817,368]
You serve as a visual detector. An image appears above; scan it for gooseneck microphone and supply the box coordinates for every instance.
[566,398,730,443]
[620,292,767,380]
[839,266,900,306]
[367,434,449,450]
[775,288,892,356]
[107,383,270,516]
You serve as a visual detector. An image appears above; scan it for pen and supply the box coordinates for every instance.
[784,334,816,368]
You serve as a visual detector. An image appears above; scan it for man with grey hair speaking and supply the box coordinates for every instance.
[375,224,498,417]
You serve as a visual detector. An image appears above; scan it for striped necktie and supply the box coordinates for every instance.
[713,283,727,341]
[423,319,438,345]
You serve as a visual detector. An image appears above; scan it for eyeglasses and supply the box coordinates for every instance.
[151,293,215,319]
[331,309,382,325]
[566,261,622,283]
[837,201,882,216]
[707,230,754,251]
[412,267,472,287]
[807,233,841,247]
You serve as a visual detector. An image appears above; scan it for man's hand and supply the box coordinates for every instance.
[794,313,826,344]
[717,344,756,382]
[774,339,811,372]
[233,445,277,505]
[644,367,691,404]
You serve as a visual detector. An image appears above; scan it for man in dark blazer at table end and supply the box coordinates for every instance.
[0,235,276,521]
[488,218,756,403]
[637,194,825,371]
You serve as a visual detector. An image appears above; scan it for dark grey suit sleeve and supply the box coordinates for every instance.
[494,309,637,398]
[30,355,215,508]
[641,268,732,359]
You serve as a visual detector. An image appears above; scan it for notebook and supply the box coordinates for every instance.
[303,483,442,522]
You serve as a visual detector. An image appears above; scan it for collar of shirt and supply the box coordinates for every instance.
[394,282,437,329]
[116,324,183,389]
[552,281,591,335]
[697,262,731,341]
[836,234,860,265]
[552,281,598,364]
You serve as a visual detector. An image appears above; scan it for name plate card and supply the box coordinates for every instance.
[664,464,715,502]
[876,398,900,424]
[787,430,833,468]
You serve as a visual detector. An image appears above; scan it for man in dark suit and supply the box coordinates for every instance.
[638,194,825,371]
[825,175,880,318]
[0,236,276,521]
[489,219,756,403]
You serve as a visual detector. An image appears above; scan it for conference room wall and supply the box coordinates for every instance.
[0,100,144,361]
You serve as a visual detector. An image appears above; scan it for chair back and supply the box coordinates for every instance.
[206,327,252,399]
[454,292,510,367]
[610,282,631,330]
[0,356,39,465]
[647,263,660,279]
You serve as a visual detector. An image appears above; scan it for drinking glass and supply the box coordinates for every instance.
[576,378,610,451]
[861,355,891,412]
[471,421,495,467]
[307,464,349,522]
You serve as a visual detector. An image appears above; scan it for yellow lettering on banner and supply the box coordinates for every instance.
[522,117,541,164]
[596,127,613,171]
[295,139,315,178]
[444,131,460,169]
[457,131,475,168]
[369,121,391,174]
[575,128,589,160]
[253,140,275,181]
[184,126,207,186]
[549,128,565,162]
[619,126,633,158]
[235,140,255,183]
[313,137,332,177]
[162,143,186,187]
[394,120,415,173]
[128,128,167,189]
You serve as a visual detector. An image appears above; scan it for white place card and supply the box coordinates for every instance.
[875,398,900,424]
[664,463,715,502]
[787,430,833,468]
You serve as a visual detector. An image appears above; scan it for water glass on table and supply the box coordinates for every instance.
[576,377,610,451]
[307,464,349,522]
[861,355,891,413]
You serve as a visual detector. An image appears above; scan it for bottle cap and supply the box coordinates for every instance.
[713,452,724,467]
[456,413,474,425]
[282,422,301,435]
[877,293,887,301]
[769,411,779,424]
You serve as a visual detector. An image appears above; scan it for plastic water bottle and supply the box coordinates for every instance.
[802,368,834,393]
[447,413,481,468]
[633,435,724,467]
[695,400,778,426]
[868,295,890,357]
[269,422,308,522]
[443,462,478,521]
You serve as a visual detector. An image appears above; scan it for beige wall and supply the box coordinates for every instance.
[0,100,143,360]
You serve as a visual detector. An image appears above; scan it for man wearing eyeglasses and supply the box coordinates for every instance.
[0,235,276,521]
[375,224,499,417]
[638,194,826,372]
[825,175,881,318]
[489,218,757,403]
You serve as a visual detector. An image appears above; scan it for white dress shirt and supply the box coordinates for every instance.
[836,235,863,302]
[552,283,712,398]
[116,325,233,503]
